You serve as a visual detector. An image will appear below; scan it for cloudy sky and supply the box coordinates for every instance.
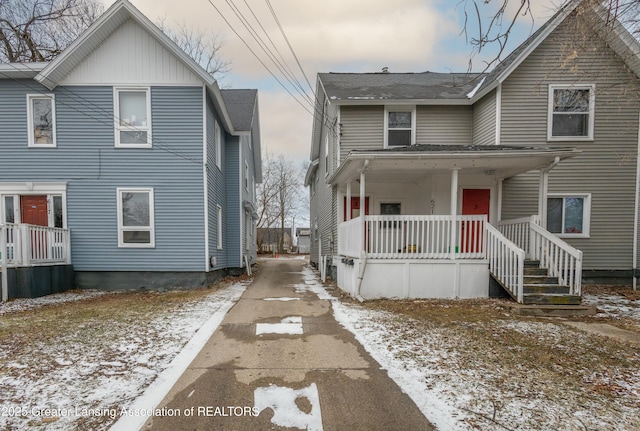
[100,0,561,164]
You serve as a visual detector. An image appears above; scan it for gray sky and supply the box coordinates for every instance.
[101,0,560,164]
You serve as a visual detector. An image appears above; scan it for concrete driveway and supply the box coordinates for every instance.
[143,258,435,431]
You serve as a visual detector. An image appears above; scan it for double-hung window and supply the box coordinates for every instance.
[385,107,415,147]
[548,85,594,140]
[217,205,223,250]
[215,119,222,169]
[27,94,56,147]
[117,188,155,247]
[547,194,591,237]
[115,88,151,147]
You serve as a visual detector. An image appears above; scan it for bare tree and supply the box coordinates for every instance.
[0,0,102,63]
[256,152,305,253]
[158,19,230,82]
[460,0,640,72]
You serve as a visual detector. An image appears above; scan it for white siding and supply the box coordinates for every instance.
[60,19,202,86]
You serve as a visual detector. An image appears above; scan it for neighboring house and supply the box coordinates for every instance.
[0,0,261,300]
[306,0,640,304]
[296,228,311,254]
[257,228,292,253]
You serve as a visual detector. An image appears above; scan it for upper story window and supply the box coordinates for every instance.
[117,187,155,247]
[244,161,250,191]
[215,119,222,169]
[324,134,329,176]
[385,107,415,147]
[115,88,151,148]
[548,85,594,141]
[547,193,591,238]
[27,94,56,147]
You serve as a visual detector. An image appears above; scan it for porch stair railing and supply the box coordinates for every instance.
[499,216,583,304]
[486,223,526,302]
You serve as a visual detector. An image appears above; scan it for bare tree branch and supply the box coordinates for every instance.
[0,0,102,63]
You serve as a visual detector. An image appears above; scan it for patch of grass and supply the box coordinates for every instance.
[358,297,640,429]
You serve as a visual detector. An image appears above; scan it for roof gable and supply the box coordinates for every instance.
[472,0,640,101]
[36,0,215,89]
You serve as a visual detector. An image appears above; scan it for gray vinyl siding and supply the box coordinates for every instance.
[206,94,227,269]
[225,136,241,267]
[0,82,206,271]
[472,90,497,145]
[240,134,258,262]
[339,106,384,159]
[416,106,472,145]
[500,11,640,271]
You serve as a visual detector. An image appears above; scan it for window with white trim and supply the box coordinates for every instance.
[217,205,223,249]
[548,85,595,140]
[27,94,56,147]
[114,88,151,147]
[244,161,250,191]
[117,188,155,247]
[215,119,222,169]
[384,107,415,147]
[547,194,591,237]
[324,134,329,176]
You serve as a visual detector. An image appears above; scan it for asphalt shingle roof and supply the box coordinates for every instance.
[220,89,257,132]
[319,72,485,101]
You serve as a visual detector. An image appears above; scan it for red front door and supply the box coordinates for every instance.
[20,195,49,226]
[461,189,490,253]
[343,197,369,221]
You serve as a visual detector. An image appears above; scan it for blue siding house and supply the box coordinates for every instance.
[0,0,261,298]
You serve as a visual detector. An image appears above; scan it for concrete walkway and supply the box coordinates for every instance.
[143,258,435,431]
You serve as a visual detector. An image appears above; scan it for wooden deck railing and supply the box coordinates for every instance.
[1,223,71,267]
[338,215,487,259]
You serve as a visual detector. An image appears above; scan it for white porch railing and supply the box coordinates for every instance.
[338,215,487,259]
[486,223,525,302]
[500,216,582,295]
[338,216,363,258]
[1,223,71,267]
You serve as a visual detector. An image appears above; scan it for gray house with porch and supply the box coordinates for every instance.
[306,0,640,304]
[0,0,261,299]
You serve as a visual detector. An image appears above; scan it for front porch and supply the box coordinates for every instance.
[1,223,73,301]
[337,214,582,304]
[329,145,583,303]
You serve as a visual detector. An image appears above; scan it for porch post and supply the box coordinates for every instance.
[346,182,352,222]
[538,169,549,230]
[360,167,366,252]
[1,224,7,302]
[450,168,459,259]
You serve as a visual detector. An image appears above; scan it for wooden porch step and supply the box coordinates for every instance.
[524,260,541,267]
[523,275,558,284]
[523,283,570,294]
[524,267,548,276]
[523,293,582,305]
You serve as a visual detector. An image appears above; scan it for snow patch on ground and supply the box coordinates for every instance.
[0,289,109,315]
[256,316,304,335]
[299,266,640,431]
[0,282,248,431]
[583,294,640,321]
[254,383,322,431]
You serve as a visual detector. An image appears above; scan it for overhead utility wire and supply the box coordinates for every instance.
[0,64,202,165]
[264,0,314,95]
[223,0,313,106]
[204,0,322,121]
[240,0,310,99]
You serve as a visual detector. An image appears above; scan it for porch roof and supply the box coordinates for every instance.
[329,144,580,185]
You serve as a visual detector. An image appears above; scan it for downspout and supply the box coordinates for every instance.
[355,160,369,301]
[633,112,640,290]
[1,224,7,302]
